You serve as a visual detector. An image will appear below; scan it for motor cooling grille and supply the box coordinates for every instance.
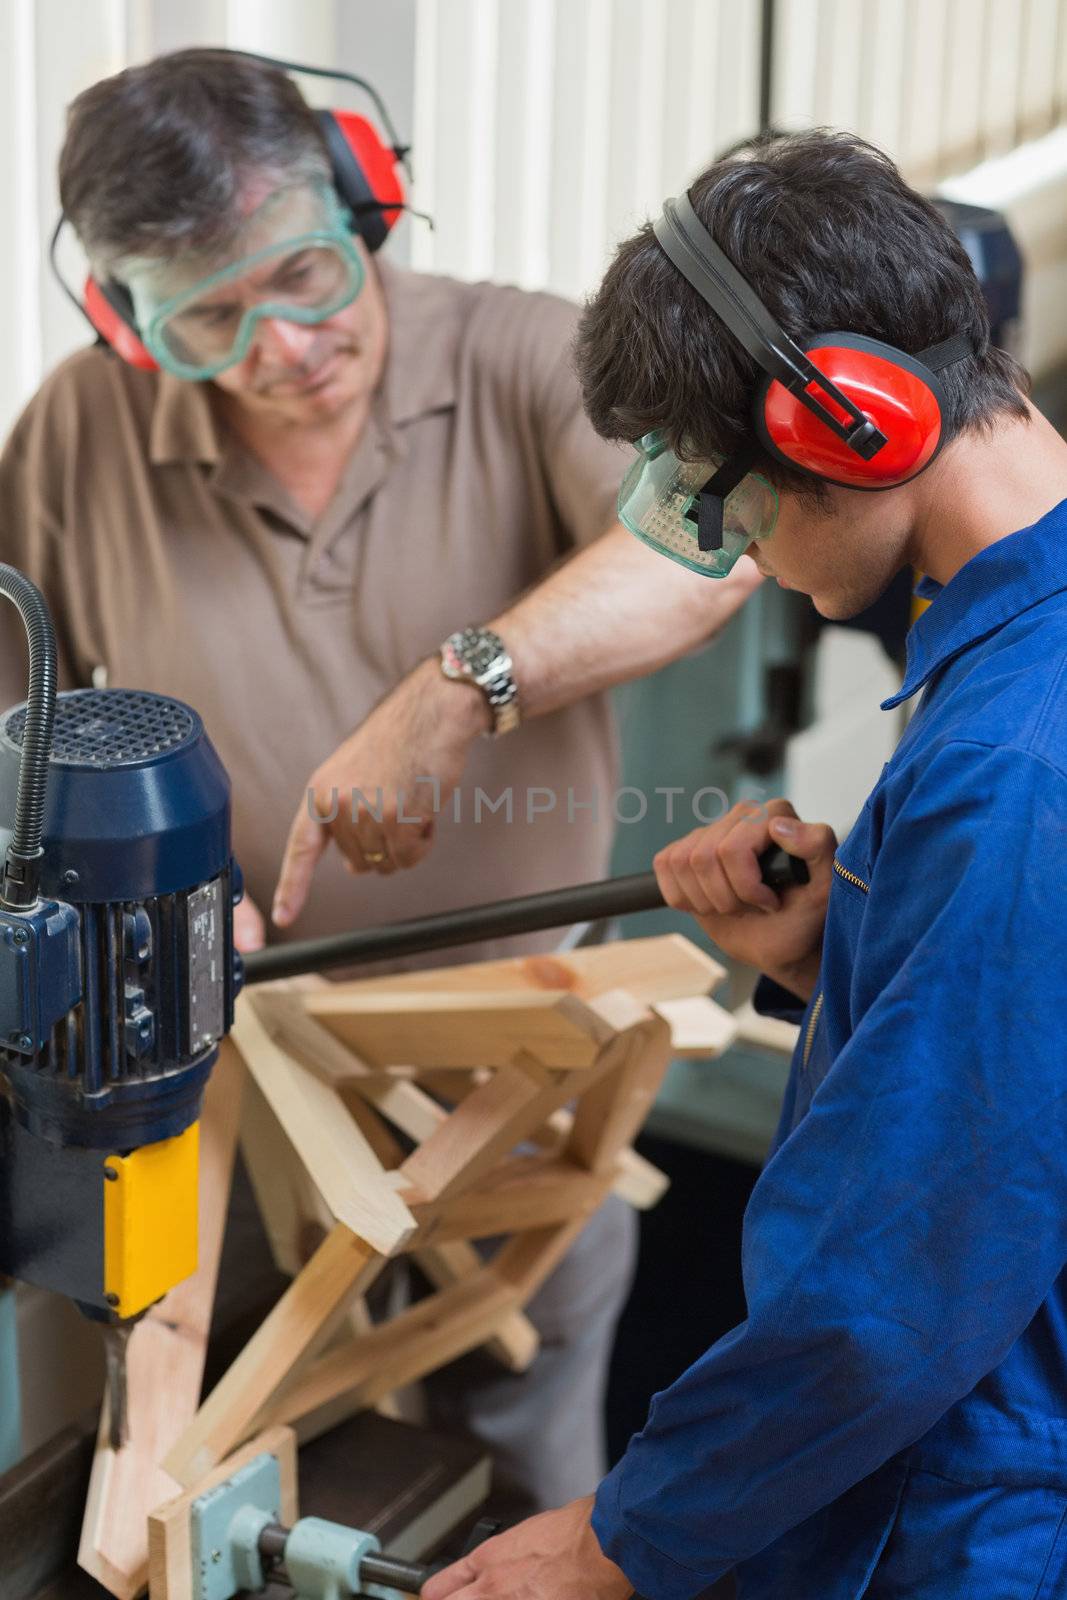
[4,690,196,768]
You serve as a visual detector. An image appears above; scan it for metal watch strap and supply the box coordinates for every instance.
[481,672,521,735]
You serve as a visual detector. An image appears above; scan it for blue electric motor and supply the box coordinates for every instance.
[0,687,239,1150]
[0,566,241,1316]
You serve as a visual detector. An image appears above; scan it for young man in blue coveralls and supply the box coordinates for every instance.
[425,130,1067,1600]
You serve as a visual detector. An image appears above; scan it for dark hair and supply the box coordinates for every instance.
[59,48,331,271]
[576,129,1029,496]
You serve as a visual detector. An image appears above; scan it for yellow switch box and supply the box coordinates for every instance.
[103,1122,199,1318]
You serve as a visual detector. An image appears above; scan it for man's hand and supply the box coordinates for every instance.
[272,658,489,928]
[655,799,836,1001]
[422,1497,632,1600]
[233,892,267,953]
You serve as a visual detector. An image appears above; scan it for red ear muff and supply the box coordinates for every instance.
[82,276,157,371]
[316,108,405,252]
[756,333,946,489]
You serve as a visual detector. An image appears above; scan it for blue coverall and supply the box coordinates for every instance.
[594,501,1067,1598]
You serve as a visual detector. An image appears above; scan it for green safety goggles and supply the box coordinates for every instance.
[124,180,365,381]
[617,431,778,577]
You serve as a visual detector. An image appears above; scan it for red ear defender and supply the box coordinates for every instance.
[756,333,948,488]
[316,108,406,252]
[82,277,158,371]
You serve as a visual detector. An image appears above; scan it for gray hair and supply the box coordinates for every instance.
[60,48,331,277]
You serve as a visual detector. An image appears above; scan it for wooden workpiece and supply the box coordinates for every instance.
[81,934,734,1596]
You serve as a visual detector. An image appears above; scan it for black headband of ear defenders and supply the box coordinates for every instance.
[653,193,975,551]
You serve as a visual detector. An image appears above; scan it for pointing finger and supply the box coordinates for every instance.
[272,796,330,927]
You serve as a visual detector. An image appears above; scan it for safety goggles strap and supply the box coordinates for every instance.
[686,446,757,552]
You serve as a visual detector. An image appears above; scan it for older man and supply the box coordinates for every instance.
[0,49,759,1510]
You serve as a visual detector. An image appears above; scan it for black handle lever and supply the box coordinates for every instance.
[758,844,810,891]
[245,849,810,986]
[460,1518,505,1553]
[359,1516,506,1594]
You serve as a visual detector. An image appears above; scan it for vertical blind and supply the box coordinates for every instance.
[1,0,1065,436]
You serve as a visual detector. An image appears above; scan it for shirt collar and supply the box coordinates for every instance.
[149,372,221,465]
[147,257,459,466]
[882,497,1067,709]
[376,258,461,426]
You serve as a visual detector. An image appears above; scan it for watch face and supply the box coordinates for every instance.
[466,636,501,674]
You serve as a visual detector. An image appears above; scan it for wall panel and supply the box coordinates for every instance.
[2,0,1067,439]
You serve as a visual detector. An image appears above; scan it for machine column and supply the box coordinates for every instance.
[0,1280,20,1472]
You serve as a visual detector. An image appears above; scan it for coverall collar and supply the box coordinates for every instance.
[883,497,1067,709]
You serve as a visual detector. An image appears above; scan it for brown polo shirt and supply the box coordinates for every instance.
[0,262,631,969]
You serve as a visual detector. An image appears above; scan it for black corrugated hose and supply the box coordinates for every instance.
[0,564,57,908]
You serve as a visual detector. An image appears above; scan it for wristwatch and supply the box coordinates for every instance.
[439,627,521,736]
